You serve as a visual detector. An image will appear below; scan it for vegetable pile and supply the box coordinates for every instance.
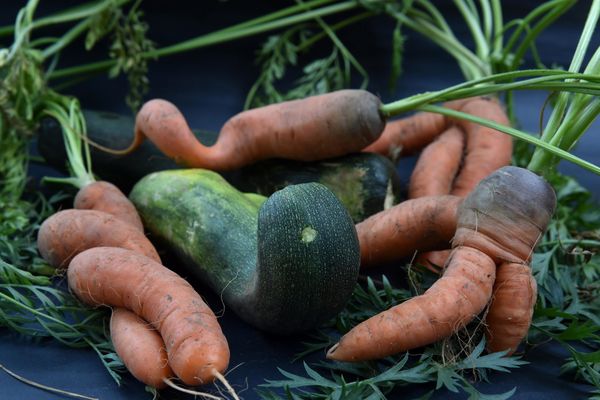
[1,1,600,399]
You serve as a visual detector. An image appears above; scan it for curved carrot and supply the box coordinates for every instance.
[408,125,465,199]
[74,181,144,232]
[110,307,174,388]
[329,166,555,361]
[362,111,446,158]
[68,247,230,385]
[37,209,161,268]
[124,90,384,171]
[327,246,496,361]
[485,262,537,355]
[449,97,513,197]
[357,195,462,268]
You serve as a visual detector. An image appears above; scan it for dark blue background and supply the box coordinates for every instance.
[1,1,599,399]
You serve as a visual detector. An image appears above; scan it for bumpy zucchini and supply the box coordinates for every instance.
[129,169,360,334]
[38,110,403,221]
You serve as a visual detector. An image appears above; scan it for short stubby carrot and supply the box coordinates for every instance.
[328,166,556,361]
[74,181,144,232]
[68,247,230,385]
[485,262,537,355]
[327,246,496,361]
[357,195,462,268]
[110,307,174,388]
[408,125,465,199]
[37,209,160,268]
[124,90,385,171]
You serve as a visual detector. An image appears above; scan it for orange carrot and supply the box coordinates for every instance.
[448,97,513,197]
[68,247,230,385]
[414,249,452,274]
[328,246,496,361]
[408,125,465,199]
[37,209,161,268]
[362,110,446,158]
[328,166,555,361]
[485,262,537,355]
[74,181,144,232]
[119,90,385,171]
[357,195,462,268]
[110,307,174,388]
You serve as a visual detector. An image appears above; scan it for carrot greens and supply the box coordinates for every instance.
[2,1,600,398]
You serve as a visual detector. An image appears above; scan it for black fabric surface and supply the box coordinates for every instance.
[1,1,599,399]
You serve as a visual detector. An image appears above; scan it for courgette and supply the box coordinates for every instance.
[129,169,360,334]
[38,110,404,222]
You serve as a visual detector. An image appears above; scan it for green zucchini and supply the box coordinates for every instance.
[38,110,404,222]
[129,169,360,334]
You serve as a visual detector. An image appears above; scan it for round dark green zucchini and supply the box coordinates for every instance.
[37,110,404,222]
[129,169,360,334]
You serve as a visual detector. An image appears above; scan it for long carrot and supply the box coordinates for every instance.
[116,90,385,171]
[68,247,230,386]
[328,166,555,361]
[357,195,462,268]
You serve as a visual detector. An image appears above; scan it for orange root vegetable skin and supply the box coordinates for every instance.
[408,125,465,199]
[329,166,556,362]
[131,90,385,171]
[449,98,513,197]
[328,246,496,361]
[110,308,174,388]
[68,247,230,385]
[362,110,446,158]
[357,195,462,268]
[74,181,144,232]
[415,249,452,274]
[37,209,160,268]
[485,262,537,355]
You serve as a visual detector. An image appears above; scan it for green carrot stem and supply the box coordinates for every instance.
[49,0,361,80]
[380,70,600,115]
[454,0,489,61]
[416,104,600,176]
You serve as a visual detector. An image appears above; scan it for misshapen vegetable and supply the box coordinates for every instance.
[327,166,555,361]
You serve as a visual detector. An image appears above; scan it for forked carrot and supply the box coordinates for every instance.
[328,166,555,361]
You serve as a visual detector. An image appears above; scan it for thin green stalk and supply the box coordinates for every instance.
[41,18,92,60]
[417,104,600,176]
[307,6,369,88]
[381,69,600,115]
[502,0,574,60]
[148,1,359,58]
[510,0,578,71]
[490,0,503,54]
[392,11,484,79]
[454,0,489,61]
[49,0,364,80]
[414,0,454,35]
[297,11,374,52]
[479,0,493,44]
[528,0,600,173]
